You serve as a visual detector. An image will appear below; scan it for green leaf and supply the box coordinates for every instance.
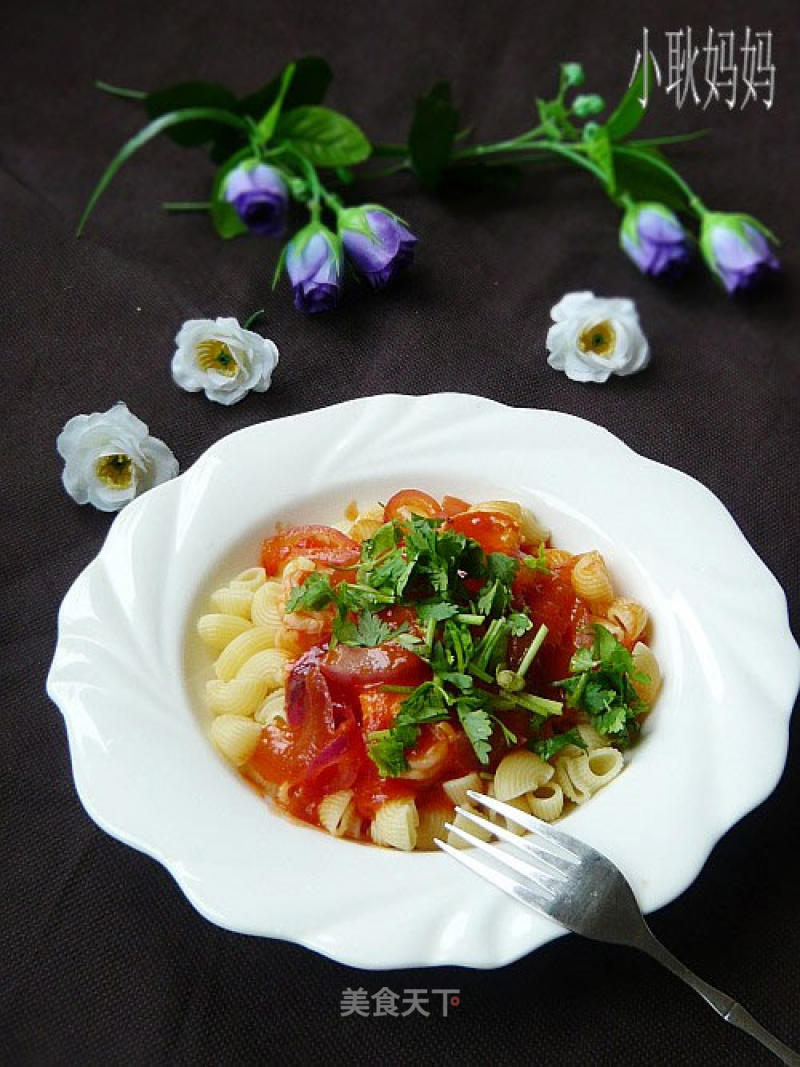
[210,56,333,164]
[274,106,371,167]
[285,571,335,614]
[145,82,238,146]
[531,729,587,761]
[238,56,332,122]
[605,53,654,142]
[256,62,296,143]
[408,81,460,190]
[456,700,493,764]
[584,125,615,192]
[613,147,691,214]
[77,107,250,236]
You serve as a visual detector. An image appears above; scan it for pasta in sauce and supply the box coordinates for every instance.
[197,491,661,851]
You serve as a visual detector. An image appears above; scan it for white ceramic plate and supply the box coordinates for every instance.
[47,394,799,969]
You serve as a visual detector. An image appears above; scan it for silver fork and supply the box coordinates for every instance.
[437,791,800,1066]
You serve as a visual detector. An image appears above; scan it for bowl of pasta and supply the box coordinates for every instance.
[47,393,799,969]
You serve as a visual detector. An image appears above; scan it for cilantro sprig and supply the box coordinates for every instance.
[283,511,565,774]
[554,624,650,746]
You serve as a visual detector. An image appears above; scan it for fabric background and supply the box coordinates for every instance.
[2,0,798,1063]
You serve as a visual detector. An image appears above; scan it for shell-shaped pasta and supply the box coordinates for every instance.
[210,714,262,766]
[470,499,551,546]
[571,551,614,607]
[493,749,553,801]
[318,790,355,837]
[470,499,522,522]
[545,548,573,568]
[206,678,267,718]
[214,627,278,681]
[442,772,484,809]
[414,802,451,851]
[575,721,609,750]
[254,687,286,726]
[370,797,419,851]
[197,613,252,654]
[631,641,662,704]
[339,805,365,840]
[553,756,589,804]
[230,567,266,592]
[236,648,290,689]
[565,748,624,796]
[209,586,253,619]
[588,615,626,643]
[282,556,316,584]
[502,794,533,835]
[348,504,385,543]
[607,598,648,643]
[446,805,494,849]
[527,781,564,822]
[251,580,284,629]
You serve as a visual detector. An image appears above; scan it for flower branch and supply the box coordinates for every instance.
[79,54,780,309]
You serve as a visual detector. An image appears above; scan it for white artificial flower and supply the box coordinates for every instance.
[546,291,650,383]
[171,317,279,405]
[57,402,179,512]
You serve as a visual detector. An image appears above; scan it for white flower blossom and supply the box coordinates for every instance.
[546,291,650,383]
[171,317,279,405]
[57,402,178,512]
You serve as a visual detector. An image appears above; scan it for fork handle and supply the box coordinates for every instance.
[636,927,800,1065]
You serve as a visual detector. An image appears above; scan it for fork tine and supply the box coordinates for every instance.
[435,836,556,917]
[466,790,580,861]
[443,821,560,896]
[452,806,571,880]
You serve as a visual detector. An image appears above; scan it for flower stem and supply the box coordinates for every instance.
[613,146,706,215]
[95,80,147,100]
[242,308,265,329]
[162,201,211,212]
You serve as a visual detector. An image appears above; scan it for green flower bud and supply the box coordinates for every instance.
[573,94,605,118]
[561,62,585,88]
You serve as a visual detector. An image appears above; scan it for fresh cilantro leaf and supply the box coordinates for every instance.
[366,680,450,776]
[417,601,461,623]
[438,671,473,691]
[593,704,631,736]
[334,609,408,648]
[486,552,519,585]
[456,699,493,764]
[368,728,414,776]
[524,542,550,574]
[490,714,518,747]
[508,612,533,637]
[570,646,595,673]
[285,572,334,614]
[531,729,588,761]
[362,521,396,561]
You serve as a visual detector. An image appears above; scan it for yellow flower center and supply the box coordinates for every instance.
[195,340,238,377]
[578,320,616,358]
[96,453,133,489]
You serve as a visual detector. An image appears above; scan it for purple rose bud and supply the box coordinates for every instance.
[285,224,343,314]
[223,163,289,237]
[620,201,691,279]
[699,211,779,293]
[339,206,418,289]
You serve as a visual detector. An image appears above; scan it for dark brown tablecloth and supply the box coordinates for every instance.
[3,0,798,1063]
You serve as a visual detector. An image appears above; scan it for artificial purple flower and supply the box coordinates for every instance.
[699,212,780,293]
[620,201,691,279]
[285,224,343,313]
[338,206,418,289]
[223,163,288,236]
